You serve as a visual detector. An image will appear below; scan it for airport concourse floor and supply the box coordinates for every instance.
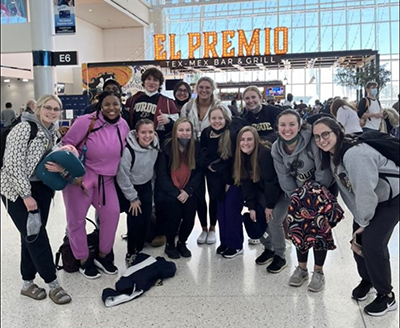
[1,191,399,328]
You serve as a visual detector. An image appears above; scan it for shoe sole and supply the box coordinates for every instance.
[352,287,374,301]
[364,300,398,317]
[255,258,274,266]
[289,276,309,287]
[79,267,101,279]
[197,240,206,244]
[267,263,288,274]
[223,250,244,259]
[308,285,325,292]
[206,240,216,245]
[93,259,118,275]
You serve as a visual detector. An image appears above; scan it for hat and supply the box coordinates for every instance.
[103,79,122,93]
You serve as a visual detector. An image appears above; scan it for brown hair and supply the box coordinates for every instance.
[330,98,357,118]
[170,117,196,170]
[208,104,232,160]
[233,126,261,185]
[141,67,164,92]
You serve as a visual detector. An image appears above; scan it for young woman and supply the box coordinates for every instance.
[116,119,159,265]
[313,117,399,316]
[1,94,71,305]
[271,109,335,292]
[330,98,362,134]
[62,91,130,279]
[155,117,202,259]
[173,81,192,113]
[181,76,222,245]
[241,86,282,143]
[200,105,244,258]
[234,126,288,270]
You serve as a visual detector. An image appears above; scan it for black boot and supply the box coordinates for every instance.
[165,243,180,259]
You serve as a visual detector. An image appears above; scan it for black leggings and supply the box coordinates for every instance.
[297,248,327,267]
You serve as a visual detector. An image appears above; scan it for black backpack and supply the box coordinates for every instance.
[1,119,38,168]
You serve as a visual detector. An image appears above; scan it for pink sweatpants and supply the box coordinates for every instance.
[62,171,120,260]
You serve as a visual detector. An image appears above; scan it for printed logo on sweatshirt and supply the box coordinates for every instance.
[251,122,273,131]
[290,159,315,182]
[337,172,353,193]
[134,102,157,118]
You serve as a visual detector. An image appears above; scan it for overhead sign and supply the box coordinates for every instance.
[153,28,289,60]
[54,1,76,34]
[53,51,78,66]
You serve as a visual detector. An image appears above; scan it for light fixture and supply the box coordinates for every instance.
[283,77,288,85]
[22,78,29,82]
[309,75,316,84]
[4,79,10,83]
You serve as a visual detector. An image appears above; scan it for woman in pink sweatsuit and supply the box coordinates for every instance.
[62,91,129,279]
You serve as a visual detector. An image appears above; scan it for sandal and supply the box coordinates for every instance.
[20,284,47,300]
[49,286,72,305]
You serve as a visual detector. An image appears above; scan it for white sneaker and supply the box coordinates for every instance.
[248,238,260,245]
[206,231,216,244]
[197,231,208,244]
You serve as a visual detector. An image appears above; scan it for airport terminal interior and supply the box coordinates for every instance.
[1,0,399,327]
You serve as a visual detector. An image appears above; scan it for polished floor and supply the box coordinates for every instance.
[1,192,399,328]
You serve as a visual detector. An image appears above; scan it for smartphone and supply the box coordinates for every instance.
[354,233,362,247]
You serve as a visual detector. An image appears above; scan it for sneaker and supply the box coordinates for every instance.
[94,255,118,275]
[267,255,287,273]
[177,241,191,258]
[79,258,101,279]
[352,280,373,301]
[222,248,244,259]
[308,271,325,292]
[364,292,398,317]
[255,249,275,265]
[216,245,228,255]
[197,231,208,244]
[165,243,180,259]
[289,266,309,287]
[125,253,137,267]
[206,231,216,244]
[248,238,260,245]
[151,235,166,247]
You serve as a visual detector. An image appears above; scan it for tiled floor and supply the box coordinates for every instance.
[1,192,399,328]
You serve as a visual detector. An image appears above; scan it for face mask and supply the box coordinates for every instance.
[278,133,299,145]
[370,88,378,97]
[178,138,190,147]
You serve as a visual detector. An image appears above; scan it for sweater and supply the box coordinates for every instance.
[1,113,56,201]
[271,128,333,198]
[332,143,399,227]
[116,131,159,202]
[336,105,363,134]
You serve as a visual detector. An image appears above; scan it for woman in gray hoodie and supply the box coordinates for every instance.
[271,109,334,292]
[313,117,399,317]
[116,119,159,266]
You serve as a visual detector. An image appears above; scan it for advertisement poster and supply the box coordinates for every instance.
[54,0,75,34]
[1,0,28,24]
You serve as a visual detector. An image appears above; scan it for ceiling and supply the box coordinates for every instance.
[75,0,145,29]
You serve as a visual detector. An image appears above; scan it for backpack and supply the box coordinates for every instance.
[55,218,100,272]
[1,119,38,169]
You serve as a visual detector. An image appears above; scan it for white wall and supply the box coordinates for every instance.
[1,79,35,114]
[103,27,146,61]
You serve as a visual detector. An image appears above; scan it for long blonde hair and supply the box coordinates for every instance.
[170,117,196,171]
[208,104,232,160]
[233,126,261,185]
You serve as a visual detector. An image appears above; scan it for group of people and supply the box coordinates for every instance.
[1,69,399,317]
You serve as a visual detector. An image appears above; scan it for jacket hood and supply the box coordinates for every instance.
[21,112,56,144]
[274,127,312,158]
[126,129,160,153]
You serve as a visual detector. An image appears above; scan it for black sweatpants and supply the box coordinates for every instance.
[1,181,56,283]
[197,175,217,228]
[352,194,399,295]
[160,194,198,245]
[126,180,153,254]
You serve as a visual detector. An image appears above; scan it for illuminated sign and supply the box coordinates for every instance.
[154,28,289,60]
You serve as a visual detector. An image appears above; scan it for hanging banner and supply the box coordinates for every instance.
[54,0,76,34]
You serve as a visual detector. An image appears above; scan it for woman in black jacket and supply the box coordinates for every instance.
[155,117,202,259]
[233,126,289,273]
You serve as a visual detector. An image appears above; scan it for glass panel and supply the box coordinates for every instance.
[293,13,305,28]
[361,8,375,23]
[361,24,375,49]
[305,12,318,27]
[333,25,346,51]
[391,22,399,55]
[347,9,360,24]
[279,14,291,27]
[347,24,361,50]
[291,28,305,53]
[320,26,333,51]
[333,10,346,25]
[391,6,399,21]
[320,11,332,26]
[320,83,333,101]
[306,28,319,52]
[266,14,278,27]
[377,6,390,21]
[292,68,306,84]
[377,22,391,54]
[320,67,333,83]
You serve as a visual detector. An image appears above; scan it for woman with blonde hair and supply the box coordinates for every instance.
[330,98,362,134]
[1,94,71,304]
[155,117,202,259]
[181,76,224,245]
[200,104,244,258]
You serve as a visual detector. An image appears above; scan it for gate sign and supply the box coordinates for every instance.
[53,51,78,66]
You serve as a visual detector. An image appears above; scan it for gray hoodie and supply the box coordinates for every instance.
[271,127,333,198]
[332,143,399,227]
[116,131,159,202]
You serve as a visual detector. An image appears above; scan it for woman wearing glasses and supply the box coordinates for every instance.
[1,95,72,305]
[271,109,335,292]
[173,81,192,113]
[313,117,399,317]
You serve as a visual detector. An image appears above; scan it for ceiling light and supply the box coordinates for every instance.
[22,78,29,82]
[4,79,10,83]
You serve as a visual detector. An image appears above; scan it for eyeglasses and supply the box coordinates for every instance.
[42,105,61,112]
[313,131,333,142]
[176,89,189,94]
